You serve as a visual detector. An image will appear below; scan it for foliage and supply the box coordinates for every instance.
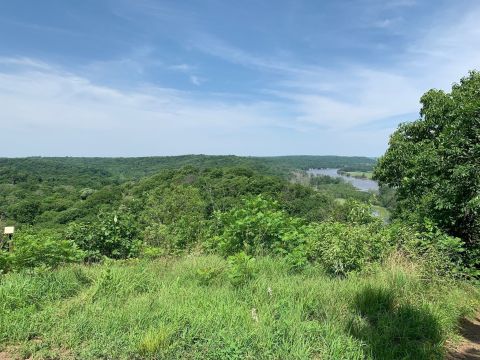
[66,210,141,261]
[305,221,392,276]
[142,185,206,251]
[378,185,397,211]
[0,256,478,359]
[0,156,373,229]
[9,199,41,224]
[226,251,257,286]
[374,71,480,265]
[309,177,373,204]
[309,175,342,186]
[385,221,469,277]
[209,195,306,256]
[0,230,84,272]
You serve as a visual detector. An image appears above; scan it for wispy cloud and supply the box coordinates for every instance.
[189,75,204,86]
[0,57,53,70]
[0,59,289,155]
[191,34,313,75]
[189,2,480,132]
[169,63,195,72]
[1,0,479,157]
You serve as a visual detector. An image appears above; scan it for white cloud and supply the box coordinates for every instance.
[2,2,479,156]
[404,5,480,88]
[169,63,195,72]
[189,2,480,133]
[191,34,312,75]
[189,75,203,86]
[0,56,53,70]
[0,60,291,156]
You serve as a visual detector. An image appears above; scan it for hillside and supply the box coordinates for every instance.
[1,256,479,359]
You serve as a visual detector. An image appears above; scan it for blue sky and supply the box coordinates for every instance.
[1,0,479,157]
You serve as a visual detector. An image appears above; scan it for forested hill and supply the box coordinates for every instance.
[0,155,375,186]
[0,154,375,231]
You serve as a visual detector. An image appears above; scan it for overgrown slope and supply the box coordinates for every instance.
[1,256,478,359]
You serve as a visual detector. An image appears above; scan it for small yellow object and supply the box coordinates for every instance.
[4,226,14,235]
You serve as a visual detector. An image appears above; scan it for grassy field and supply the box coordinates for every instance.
[1,255,478,359]
[344,172,374,180]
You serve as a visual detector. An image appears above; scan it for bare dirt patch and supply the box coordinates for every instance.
[0,348,16,360]
[448,314,480,359]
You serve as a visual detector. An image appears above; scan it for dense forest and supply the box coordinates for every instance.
[0,155,375,230]
[0,73,479,359]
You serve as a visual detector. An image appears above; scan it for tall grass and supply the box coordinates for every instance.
[1,255,478,359]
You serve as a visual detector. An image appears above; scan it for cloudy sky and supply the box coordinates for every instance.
[1,0,479,157]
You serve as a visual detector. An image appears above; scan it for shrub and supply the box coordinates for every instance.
[1,230,84,272]
[0,250,12,273]
[140,245,164,259]
[344,200,379,225]
[142,185,206,251]
[209,195,305,256]
[305,222,392,276]
[66,210,141,261]
[386,221,470,277]
[226,251,256,286]
[196,265,223,286]
[10,199,41,224]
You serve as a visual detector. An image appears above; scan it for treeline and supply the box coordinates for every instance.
[0,164,464,280]
[0,155,375,185]
[0,155,375,229]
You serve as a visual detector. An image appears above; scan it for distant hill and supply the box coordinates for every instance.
[0,155,375,187]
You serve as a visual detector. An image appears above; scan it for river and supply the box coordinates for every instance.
[307,168,379,192]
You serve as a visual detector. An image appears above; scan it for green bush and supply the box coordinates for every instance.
[9,199,41,224]
[0,250,12,273]
[142,185,206,251]
[0,230,84,272]
[66,210,141,261]
[140,245,164,259]
[196,265,223,286]
[305,222,392,276]
[386,221,470,277]
[209,195,306,256]
[226,251,256,286]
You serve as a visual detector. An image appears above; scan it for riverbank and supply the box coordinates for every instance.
[340,171,374,180]
[307,168,379,192]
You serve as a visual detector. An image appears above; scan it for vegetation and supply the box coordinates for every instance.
[340,171,374,180]
[309,175,373,203]
[1,71,480,358]
[0,256,478,359]
[374,71,480,274]
[0,155,374,230]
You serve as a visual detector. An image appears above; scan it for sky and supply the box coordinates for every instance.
[0,0,479,157]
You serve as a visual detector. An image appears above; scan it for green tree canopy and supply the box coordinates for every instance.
[374,71,480,263]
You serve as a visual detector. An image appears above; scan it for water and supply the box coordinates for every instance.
[307,168,379,192]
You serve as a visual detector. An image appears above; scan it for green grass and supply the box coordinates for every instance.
[1,255,478,359]
[345,171,374,180]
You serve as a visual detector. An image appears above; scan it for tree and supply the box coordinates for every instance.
[374,71,480,265]
[66,210,140,261]
[142,185,206,251]
[10,199,41,224]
